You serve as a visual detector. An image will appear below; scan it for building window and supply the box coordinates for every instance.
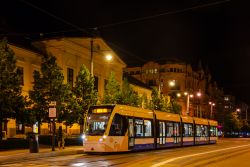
[67,68,74,87]
[148,80,156,86]
[17,66,24,85]
[95,76,99,91]
[104,78,108,90]
[130,71,135,75]
[160,68,165,73]
[135,71,140,75]
[154,68,158,73]
[170,68,173,72]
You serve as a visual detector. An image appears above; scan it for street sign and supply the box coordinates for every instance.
[49,108,57,118]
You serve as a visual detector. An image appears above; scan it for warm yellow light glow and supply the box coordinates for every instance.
[184,92,188,96]
[105,54,113,61]
[92,108,111,113]
[189,94,194,98]
[169,80,175,87]
[177,93,181,97]
[197,92,201,97]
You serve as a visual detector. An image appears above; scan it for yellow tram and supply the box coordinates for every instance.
[82,104,218,153]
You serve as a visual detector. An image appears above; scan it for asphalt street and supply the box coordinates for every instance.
[0,138,250,167]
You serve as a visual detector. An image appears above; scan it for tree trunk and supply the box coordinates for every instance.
[79,118,84,135]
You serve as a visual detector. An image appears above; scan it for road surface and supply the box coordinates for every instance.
[0,138,250,166]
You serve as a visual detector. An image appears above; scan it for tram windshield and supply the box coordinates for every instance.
[87,113,110,135]
[87,106,114,136]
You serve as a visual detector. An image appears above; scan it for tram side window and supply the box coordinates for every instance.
[135,119,144,137]
[183,123,193,137]
[144,120,152,137]
[204,126,208,137]
[109,114,125,136]
[210,126,217,137]
[174,122,180,137]
[196,125,202,137]
[196,125,208,137]
[166,122,174,137]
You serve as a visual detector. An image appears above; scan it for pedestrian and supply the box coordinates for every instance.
[57,126,65,149]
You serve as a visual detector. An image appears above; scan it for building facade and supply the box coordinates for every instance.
[124,59,213,117]
[4,37,126,138]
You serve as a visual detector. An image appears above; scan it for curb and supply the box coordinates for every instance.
[0,149,84,165]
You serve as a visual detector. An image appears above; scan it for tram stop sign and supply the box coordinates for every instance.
[49,108,57,118]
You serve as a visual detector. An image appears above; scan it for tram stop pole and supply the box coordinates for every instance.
[49,101,57,151]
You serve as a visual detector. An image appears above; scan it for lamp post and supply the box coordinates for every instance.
[209,102,215,119]
[90,39,113,76]
[184,92,191,116]
[176,91,193,116]
[196,92,202,117]
[90,39,94,76]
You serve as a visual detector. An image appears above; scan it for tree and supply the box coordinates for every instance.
[167,92,182,114]
[150,87,169,111]
[117,78,139,107]
[103,72,121,104]
[29,53,71,133]
[0,38,25,140]
[70,64,97,133]
[139,93,150,109]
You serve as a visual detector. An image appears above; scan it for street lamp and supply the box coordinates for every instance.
[176,91,193,116]
[209,102,215,119]
[168,80,176,87]
[184,92,192,116]
[196,92,202,117]
[90,39,113,76]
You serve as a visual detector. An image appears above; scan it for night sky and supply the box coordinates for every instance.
[1,0,250,103]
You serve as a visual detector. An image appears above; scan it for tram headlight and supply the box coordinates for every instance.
[81,134,86,139]
[103,135,107,139]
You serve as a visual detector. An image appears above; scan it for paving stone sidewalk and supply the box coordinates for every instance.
[0,146,84,164]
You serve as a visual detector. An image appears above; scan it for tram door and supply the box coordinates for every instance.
[173,122,180,144]
[128,118,135,148]
[159,121,166,145]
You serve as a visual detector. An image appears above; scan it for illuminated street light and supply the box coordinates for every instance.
[196,92,202,117]
[90,39,113,76]
[209,102,215,119]
[177,93,181,97]
[184,92,190,116]
[169,80,175,87]
[105,54,113,61]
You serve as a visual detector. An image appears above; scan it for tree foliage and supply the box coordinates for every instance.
[68,65,97,132]
[29,53,71,131]
[117,78,139,107]
[103,72,121,104]
[0,38,25,139]
[150,87,170,112]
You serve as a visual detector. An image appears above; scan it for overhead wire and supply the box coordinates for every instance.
[97,0,230,29]
[17,0,230,64]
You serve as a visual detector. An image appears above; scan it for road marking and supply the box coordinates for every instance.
[151,144,250,167]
